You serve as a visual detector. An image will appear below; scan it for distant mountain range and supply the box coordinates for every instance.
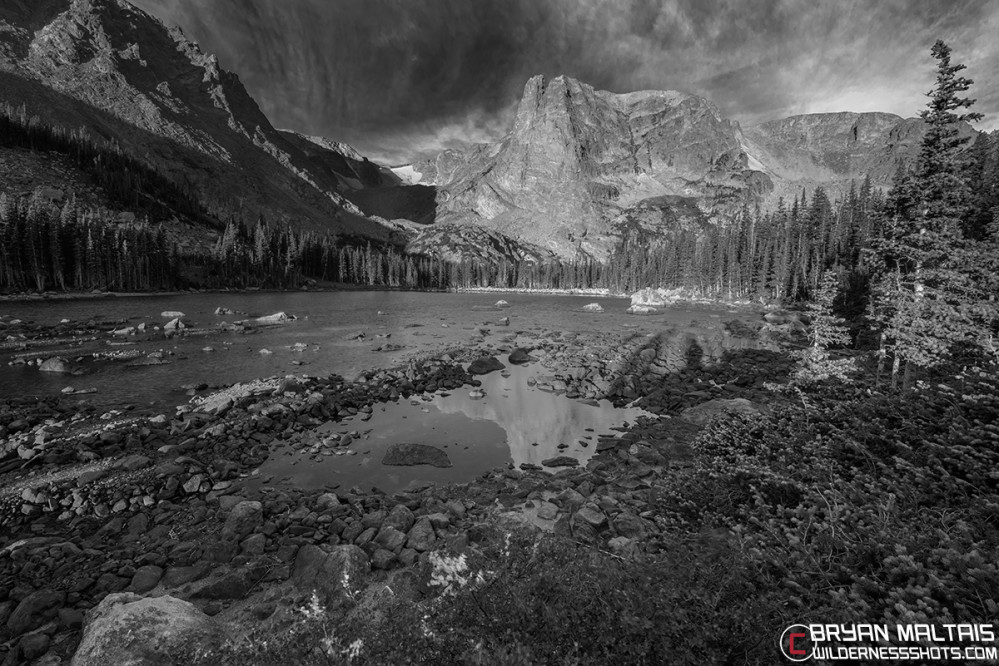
[0,0,977,262]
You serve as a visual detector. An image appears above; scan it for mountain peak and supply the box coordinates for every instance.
[418,74,768,258]
[415,74,950,259]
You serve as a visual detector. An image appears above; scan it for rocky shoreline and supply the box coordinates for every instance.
[0,313,796,664]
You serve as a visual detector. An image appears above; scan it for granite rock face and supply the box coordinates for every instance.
[414,74,773,259]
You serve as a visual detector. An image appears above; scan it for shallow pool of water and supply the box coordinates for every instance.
[253,364,654,493]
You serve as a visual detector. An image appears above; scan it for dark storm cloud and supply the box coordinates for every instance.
[132,0,999,164]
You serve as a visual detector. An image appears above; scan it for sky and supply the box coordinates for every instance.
[132,0,999,165]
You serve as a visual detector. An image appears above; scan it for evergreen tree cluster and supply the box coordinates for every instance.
[199,217,612,291]
[604,180,883,301]
[0,189,177,292]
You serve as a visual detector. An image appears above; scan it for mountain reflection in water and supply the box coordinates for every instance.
[432,364,652,468]
[256,363,653,493]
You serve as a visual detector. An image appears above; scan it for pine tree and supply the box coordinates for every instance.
[794,271,855,383]
[868,40,988,388]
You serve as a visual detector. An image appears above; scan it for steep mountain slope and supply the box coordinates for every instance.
[408,75,967,260]
[0,0,402,243]
[277,130,399,191]
[412,75,771,259]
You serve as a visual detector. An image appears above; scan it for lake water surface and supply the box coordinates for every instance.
[1,290,746,410]
[1,290,754,489]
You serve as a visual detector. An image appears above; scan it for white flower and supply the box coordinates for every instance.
[428,552,474,595]
[346,639,364,660]
[298,592,325,619]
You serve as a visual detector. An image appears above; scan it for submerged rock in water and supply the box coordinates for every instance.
[161,311,185,318]
[468,356,505,375]
[626,305,657,315]
[541,456,579,468]
[508,348,532,365]
[496,300,509,307]
[382,443,452,468]
[581,303,604,313]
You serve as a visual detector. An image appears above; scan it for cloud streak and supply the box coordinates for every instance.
[132,0,999,164]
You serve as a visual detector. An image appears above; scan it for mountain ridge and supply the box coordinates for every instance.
[0,0,405,243]
[403,74,975,260]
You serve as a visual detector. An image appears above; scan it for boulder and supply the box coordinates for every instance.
[382,443,452,468]
[20,632,51,660]
[39,357,82,374]
[406,518,436,552]
[383,504,415,533]
[581,302,604,313]
[679,398,761,426]
[536,501,559,520]
[128,566,163,594]
[468,355,505,375]
[626,305,657,315]
[495,300,510,307]
[7,589,65,636]
[253,312,294,325]
[222,501,263,539]
[507,348,532,365]
[574,506,608,530]
[374,526,407,552]
[292,544,369,604]
[160,311,185,318]
[214,307,234,315]
[629,287,684,308]
[316,493,341,511]
[71,593,220,666]
[163,317,185,332]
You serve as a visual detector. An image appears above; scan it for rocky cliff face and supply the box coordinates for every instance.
[409,75,956,260]
[741,112,932,204]
[413,75,771,259]
[0,0,401,241]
